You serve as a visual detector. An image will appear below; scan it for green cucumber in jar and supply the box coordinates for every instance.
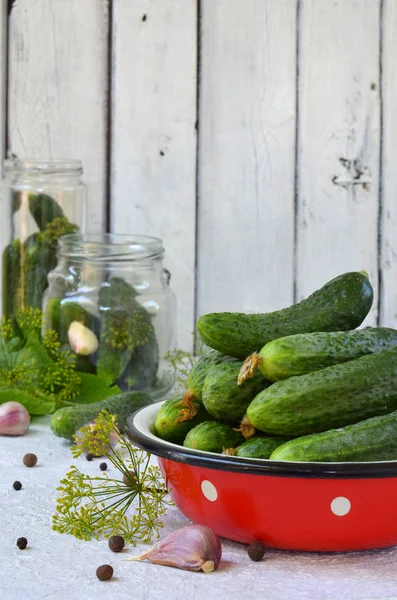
[117,330,159,392]
[97,278,158,387]
[2,239,22,319]
[28,193,65,231]
[197,271,373,359]
[23,234,57,310]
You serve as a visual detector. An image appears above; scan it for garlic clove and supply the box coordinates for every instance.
[0,402,30,436]
[68,321,99,356]
[126,525,222,572]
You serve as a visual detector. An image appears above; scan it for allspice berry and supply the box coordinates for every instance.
[122,470,136,486]
[247,541,266,562]
[108,535,125,553]
[23,453,37,468]
[96,564,113,581]
[16,537,28,550]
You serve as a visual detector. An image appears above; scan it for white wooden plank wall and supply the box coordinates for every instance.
[380,0,397,328]
[296,0,381,326]
[197,0,297,317]
[8,0,109,232]
[2,0,397,348]
[0,0,5,165]
[0,0,7,308]
[111,0,197,351]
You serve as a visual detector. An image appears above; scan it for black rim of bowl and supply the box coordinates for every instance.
[126,405,397,480]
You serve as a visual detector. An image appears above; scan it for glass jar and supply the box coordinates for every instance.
[43,233,177,399]
[0,158,87,319]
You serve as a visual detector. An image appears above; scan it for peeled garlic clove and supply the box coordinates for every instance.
[126,525,222,573]
[0,402,30,436]
[68,321,98,356]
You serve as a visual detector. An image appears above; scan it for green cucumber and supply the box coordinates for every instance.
[256,327,397,382]
[202,362,268,425]
[197,271,373,358]
[234,435,290,459]
[28,193,65,231]
[2,239,22,319]
[184,421,243,453]
[45,297,62,333]
[23,235,57,310]
[186,350,238,403]
[50,391,151,440]
[270,411,397,462]
[154,396,211,444]
[245,346,397,437]
[117,331,159,392]
[97,278,157,385]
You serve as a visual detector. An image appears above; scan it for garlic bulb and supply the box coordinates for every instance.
[0,402,30,436]
[126,525,222,572]
[68,321,98,355]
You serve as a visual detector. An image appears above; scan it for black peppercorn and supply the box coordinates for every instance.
[108,535,125,553]
[86,453,94,461]
[96,564,113,581]
[13,481,22,490]
[247,541,266,561]
[16,537,28,550]
[23,453,37,467]
[99,462,108,471]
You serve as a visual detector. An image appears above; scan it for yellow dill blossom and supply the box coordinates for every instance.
[53,411,172,543]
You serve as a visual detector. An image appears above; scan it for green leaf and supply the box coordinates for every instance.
[68,372,120,405]
[17,335,54,370]
[0,389,56,415]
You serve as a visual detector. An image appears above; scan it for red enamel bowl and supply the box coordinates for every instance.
[126,402,397,552]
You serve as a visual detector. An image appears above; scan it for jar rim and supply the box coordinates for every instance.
[58,233,164,262]
[3,158,83,175]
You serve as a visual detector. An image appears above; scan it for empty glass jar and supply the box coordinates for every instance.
[43,233,177,399]
[0,158,86,319]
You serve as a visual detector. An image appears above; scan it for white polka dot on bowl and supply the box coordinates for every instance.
[201,480,218,502]
[330,496,351,516]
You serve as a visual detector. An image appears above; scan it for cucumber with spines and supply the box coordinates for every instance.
[234,435,291,459]
[245,345,397,437]
[186,349,238,403]
[154,396,211,444]
[252,327,397,382]
[198,271,373,359]
[51,391,151,440]
[202,361,268,425]
[183,421,243,454]
[270,410,397,462]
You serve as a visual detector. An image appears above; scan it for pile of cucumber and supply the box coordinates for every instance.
[153,271,397,462]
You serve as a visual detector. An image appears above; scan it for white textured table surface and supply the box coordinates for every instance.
[2,418,397,600]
